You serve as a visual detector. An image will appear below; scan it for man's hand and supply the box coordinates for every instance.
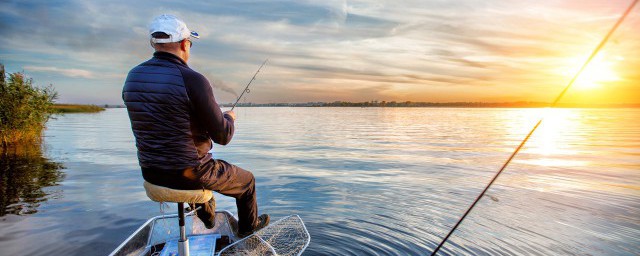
[223,110,236,121]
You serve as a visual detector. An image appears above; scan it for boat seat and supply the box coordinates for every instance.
[143,181,213,204]
[143,181,214,256]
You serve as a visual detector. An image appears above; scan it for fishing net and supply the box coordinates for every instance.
[218,215,310,256]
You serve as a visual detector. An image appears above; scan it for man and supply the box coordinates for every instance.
[122,14,269,237]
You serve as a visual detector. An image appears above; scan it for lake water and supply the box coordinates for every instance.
[0,107,639,255]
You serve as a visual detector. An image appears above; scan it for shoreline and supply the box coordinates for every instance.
[51,104,105,113]
[221,102,640,108]
[103,102,640,109]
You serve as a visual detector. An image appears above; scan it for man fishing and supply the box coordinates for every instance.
[122,14,269,238]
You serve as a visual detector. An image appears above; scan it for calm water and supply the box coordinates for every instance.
[0,107,639,255]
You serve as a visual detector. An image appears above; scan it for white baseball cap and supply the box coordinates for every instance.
[149,14,200,43]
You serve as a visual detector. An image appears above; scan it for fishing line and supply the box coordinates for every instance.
[230,59,269,111]
[431,1,638,255]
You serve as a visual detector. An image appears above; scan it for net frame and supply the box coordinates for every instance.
[218,215,310,256]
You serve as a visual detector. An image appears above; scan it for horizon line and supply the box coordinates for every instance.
[69,101,640,108]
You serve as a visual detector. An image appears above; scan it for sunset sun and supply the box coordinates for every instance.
[572,56,621,90]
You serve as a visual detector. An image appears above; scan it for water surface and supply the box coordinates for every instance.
[0,107,638,255]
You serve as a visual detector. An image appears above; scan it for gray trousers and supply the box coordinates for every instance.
[193,159,258,234]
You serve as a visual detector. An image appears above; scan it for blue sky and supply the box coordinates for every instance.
[1,0,638,104]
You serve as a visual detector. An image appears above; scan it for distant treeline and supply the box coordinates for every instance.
[223,101,640,108]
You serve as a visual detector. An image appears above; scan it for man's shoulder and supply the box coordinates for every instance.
[127,57,186,76]
[127,58,160,73]
[177,66,209,87]
[175,64,203,77]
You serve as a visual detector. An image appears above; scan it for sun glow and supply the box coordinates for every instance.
[568,55,621,90]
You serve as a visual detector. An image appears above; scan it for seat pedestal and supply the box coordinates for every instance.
[178,202,189,256]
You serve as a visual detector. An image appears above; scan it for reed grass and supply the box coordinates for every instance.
[51,104,105,113]
[0,64,57,146]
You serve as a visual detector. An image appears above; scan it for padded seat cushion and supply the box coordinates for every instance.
[143,181,213,203]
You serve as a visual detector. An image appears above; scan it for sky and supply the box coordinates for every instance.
[1,0,639,105]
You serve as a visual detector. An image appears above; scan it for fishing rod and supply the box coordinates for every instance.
[230,59,269,111]
[431,1,639,255]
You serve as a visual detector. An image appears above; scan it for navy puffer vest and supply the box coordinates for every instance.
[122,55,198,170]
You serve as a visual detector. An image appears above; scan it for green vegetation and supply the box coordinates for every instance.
[51,104,105,113]
[0,64,57,146]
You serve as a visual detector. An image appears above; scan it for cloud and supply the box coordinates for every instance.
[24,66,95,79]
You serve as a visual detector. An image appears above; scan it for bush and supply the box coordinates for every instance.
[0,64,58,146]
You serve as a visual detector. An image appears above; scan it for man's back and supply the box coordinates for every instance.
[123,53,199,171]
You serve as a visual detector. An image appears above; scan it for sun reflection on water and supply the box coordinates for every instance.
[515,108,587,167]
[503,108,639,198]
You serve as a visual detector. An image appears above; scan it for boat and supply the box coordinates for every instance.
[109,209,310,256]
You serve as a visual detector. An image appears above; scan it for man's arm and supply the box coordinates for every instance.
[184,71,234,145]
